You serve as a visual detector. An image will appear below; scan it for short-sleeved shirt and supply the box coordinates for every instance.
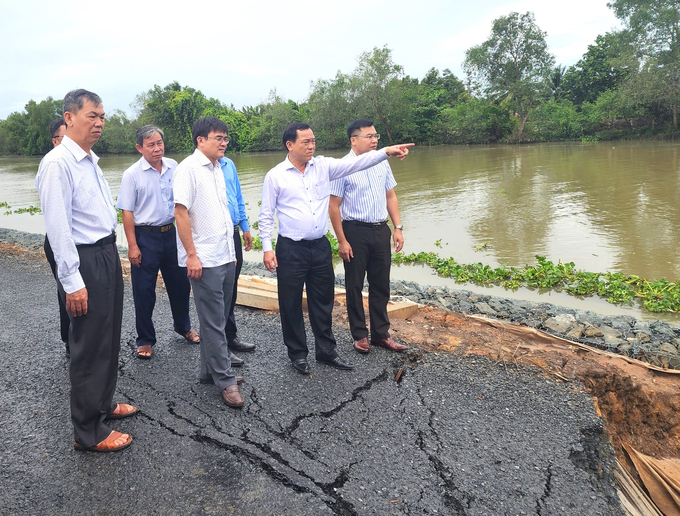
[329,149,397,223]
[173,149,235,267]
[116,156,177,226]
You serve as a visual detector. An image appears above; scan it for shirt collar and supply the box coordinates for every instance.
[194,148,219,169]
[140,156,167,174]
[284,155,313,173]
[61,135,99,165]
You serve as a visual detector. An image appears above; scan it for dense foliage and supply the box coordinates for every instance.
[1,2,679,155]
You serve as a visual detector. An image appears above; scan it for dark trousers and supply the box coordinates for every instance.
[342,221,392,341]
[225,227,243,341]
[59,234,124,448]
[131,226,191,347]
[44,236,70,345]
[275,235,338,362]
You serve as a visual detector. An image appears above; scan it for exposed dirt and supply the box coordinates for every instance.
[8,242,679,481]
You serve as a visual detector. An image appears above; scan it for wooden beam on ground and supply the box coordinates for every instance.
[236,274,419,319]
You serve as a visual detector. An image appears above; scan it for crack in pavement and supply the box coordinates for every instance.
[536,462,553,515]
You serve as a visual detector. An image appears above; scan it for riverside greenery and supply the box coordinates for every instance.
[2,2,680,156]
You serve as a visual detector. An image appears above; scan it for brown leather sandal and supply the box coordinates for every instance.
[74,430,132,453]
[106,403,138,420]
[182,329,200,344]
[136,344,152,359]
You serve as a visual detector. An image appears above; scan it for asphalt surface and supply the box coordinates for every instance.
[0,251,623,515]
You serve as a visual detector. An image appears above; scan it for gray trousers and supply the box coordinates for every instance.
[190,262,237,391]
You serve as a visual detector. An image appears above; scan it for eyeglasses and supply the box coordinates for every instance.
[351,133,380,140]
[205,136,230,144]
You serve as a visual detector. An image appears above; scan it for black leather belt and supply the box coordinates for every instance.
[76,232,116,248]
[344,220,387,229]
[136,223,173,233]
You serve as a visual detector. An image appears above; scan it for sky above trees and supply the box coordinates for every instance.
[0,0,621,119]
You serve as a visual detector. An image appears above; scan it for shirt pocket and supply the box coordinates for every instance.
[314,177,330,200]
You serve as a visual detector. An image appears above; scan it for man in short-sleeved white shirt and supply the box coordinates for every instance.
[116,125,199,359]
[173,116,244,409]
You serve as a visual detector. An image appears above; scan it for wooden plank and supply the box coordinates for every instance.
[387,300,419,320]
[235,275,419,319]
[235,286,280,311]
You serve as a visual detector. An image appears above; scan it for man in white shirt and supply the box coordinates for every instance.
[259,122,413,375]
[329,119,408,355]
[36,89,136,452]
[116,125,199,359]
[44,117,70,354]
[173,117,244,408]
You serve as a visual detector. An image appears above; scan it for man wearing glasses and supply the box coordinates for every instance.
[259,122,413,375]
[329,119,408,355]
[219,154,255,362]
[173,117,245,408]
[44,117,70,355]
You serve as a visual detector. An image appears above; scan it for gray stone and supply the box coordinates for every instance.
[659,342,678,355]
[566,325,585,339]
[475,302,497,316]
[543,314,577,334]
[583,325,604,338]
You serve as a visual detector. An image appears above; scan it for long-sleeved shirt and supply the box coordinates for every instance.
[35,135,117,293]
[258,149,389,252]
[219,157,249,232]
[329,149,398,223]
[116,156,177,226]
[173,149,235,268]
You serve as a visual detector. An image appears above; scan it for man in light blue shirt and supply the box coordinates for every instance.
[117,125,199,359]
[329,119,408,355]
[36,89,136,452]
[220,156,255,354]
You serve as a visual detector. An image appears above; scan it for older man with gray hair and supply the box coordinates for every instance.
[116,125,199,359]
[36,89,136,452]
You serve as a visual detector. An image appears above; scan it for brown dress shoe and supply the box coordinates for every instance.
[222,384,244,408]
[354,337,370,354]
[371,337,408,352]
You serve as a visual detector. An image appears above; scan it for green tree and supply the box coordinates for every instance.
[95,110,136,154]
[562,33,634,106]
[307,72,355,149]
[608,0,680,128]
[464,11,555,142]
[135,82,211,152]
[350,46,407,144]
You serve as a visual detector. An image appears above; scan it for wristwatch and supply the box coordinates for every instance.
[394,225,403,230]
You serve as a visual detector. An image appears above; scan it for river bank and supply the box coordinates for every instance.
[5,227,678,371]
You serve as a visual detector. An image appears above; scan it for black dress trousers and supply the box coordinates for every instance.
[275,235,338,362]
[342,221,392,341]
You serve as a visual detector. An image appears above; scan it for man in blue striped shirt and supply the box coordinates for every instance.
[329,120,408,354]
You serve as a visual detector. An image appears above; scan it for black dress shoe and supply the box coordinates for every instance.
[229,351,244,367]
[228,337,256,352]
[318,356,355,370]
[291,358,311,374]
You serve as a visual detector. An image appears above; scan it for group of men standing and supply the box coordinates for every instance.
[37,89,413,453]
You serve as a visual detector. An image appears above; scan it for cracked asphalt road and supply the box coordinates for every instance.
[0,250,623,515]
